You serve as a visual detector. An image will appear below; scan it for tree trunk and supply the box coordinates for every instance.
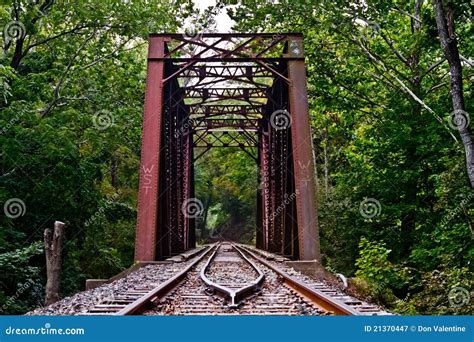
[400,0,423,260]
[433,0,474,188]
[10,37,24,70]
[44,221,65,306]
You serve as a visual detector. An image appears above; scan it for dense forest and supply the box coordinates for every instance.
[1,0,472,315]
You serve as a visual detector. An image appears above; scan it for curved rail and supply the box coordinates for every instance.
[200,244,265,307]
[113,245,216,315]
[234,244,361,316]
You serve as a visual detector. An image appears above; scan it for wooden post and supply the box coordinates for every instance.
[44,221,65,306]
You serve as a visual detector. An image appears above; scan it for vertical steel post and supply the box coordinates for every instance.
[134,36,165,262]
[261,129,271,251]
[134,33,320,261]
[287,36,321,261]
[256,130,263,249]
[188,143,196,249]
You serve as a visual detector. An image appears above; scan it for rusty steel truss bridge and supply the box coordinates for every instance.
[134,33,320,262]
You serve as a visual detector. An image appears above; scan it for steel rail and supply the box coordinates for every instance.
[234,245,361,316]
[114,245,216,315]
[199,244,265,308]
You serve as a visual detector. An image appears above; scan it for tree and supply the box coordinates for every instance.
[432,0,473,188]
[0,0,193,313]
[221,0,473,314]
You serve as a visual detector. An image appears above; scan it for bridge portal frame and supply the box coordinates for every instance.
[135,33,320,262]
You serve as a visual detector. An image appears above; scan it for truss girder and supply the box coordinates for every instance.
[135,33,319,262]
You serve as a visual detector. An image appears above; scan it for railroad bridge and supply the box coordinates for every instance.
[135,33,319,262]
[30,33,391,317]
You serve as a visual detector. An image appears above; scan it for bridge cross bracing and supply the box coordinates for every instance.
[135,33,320,262]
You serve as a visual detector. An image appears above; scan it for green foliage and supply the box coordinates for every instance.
[0,0,193,313]
[397,264,473,315]
[0,242,44,314]
[0,0,472,316]
[225,0,474,314]
[355,237,410,307]
[356,238,398,286]
[195,147,258,243]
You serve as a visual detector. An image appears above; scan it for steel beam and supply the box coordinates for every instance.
[135,36,165,262]
[287,38,320,261]
[135,33,320,262]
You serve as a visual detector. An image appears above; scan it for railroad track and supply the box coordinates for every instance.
[80,242,389,316]
[234,245,389,315]
[146,242,323,315]
[199,243,265,307]
[80,246,215,315]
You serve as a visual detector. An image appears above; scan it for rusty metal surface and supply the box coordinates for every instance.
[116,246,214,315]
[235,245,359,315]
[135,36,165,262]
[199,243,265,307]
[287,41,320,261]
[134,33,320,262]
